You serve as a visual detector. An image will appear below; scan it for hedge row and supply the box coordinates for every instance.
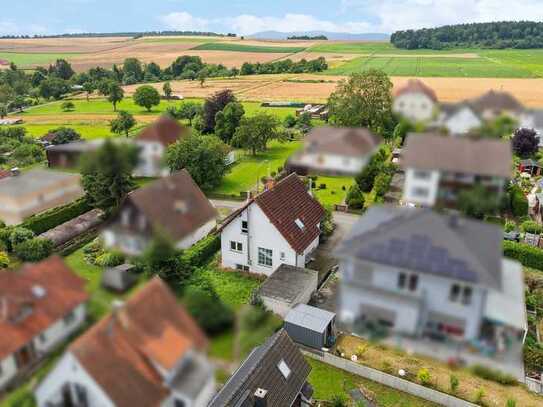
[22,198,92,235]
[179,233,220,269]
[503,240,543,270]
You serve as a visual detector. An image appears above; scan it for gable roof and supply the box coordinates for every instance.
[470,90,524,113]
[401,133,512,178]
[209,329,311,407]
[304,127,382,157]
[136,116,188,146]
[123,170,217,241]
[336,206,503,290]
[69,277,208,407]
[0,256,88,360]
[395,79,438,103]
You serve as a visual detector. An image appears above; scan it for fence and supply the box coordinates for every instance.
[302,349,478,407]
[526,376,543,394]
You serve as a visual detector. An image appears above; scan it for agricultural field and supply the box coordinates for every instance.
[191,42,306,53]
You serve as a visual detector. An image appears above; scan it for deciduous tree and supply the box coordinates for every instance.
[512,127,539,157]
[215,101,245,144]
[232,113,283,155]
[133,85,161,112]
[110,111,136,138]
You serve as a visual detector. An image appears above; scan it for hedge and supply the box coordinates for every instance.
[14,238,53,262]
[503,240,543,270]
[22,198,92,235]
[179,234,220,269]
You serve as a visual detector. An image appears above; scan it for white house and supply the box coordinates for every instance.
[133,116,188,178]
[336,206,526,374]
[102,170,217,255]
[393,79,438,123]
[0,256,88,391]
[435,102,483,135]
[287,127,381,176]
[35,278,215,407]
[401,133,512,208]
[219,174,325,276]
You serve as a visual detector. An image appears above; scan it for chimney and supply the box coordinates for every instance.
[254,388,268,407]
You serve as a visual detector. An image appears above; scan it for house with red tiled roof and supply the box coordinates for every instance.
[134,116,188,177]
[219,174,325,276]
[35,277,215,407]
[0,256,88,390]
[393,79,439,123]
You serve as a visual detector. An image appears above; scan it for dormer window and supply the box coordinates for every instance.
[295,218,305,230]
[277,359,291,379]
[174,200,188,214]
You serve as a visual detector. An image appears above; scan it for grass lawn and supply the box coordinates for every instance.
[17,122,115,140]
[312,175,354,207]
[214,139,302,196]
[0,52,79,67]
[308,41,472,55]
[306,358,439,406]
[191,43,306,53]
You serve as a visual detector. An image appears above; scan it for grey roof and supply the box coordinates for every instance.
[259,264,318,305]
[45,140,103,153]
[168,352,213,400]
[284,304,336,334]
[209,329,310,407]
[0,169,80,198]
[336,206,503,290]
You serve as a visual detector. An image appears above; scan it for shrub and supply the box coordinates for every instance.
[241,306,269,330]
[346,184,365,209]
[472,365,517,385]
[22,199,91,235]
[504,220,516,233]
[95,251,125,268]
[509,185,528,218]
[449,374,459,393]
[474,387,485,404]
[524,345,543,371]
[417,368,431,386]
[355,344,368,358]
[0,228,12,251]
[9,227,35,248]
[14,238,53,262]
[506,399,517,407]
[503,240,543,271]
[0,251,9,269]
[183,286,234,335]
[373,171,393,198]
[331,394,348,407]
[520,220,543,235]
[381,360,393,373]
[179,234,220,269]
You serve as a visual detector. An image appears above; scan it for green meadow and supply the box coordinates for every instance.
[191,42,306,53]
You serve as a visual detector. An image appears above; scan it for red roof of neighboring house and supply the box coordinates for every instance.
[69,277,208,407]
[395,79,438,103]
[220,174,325,254]
[0,170,11,180]
[136,116,188,146]
[0,256,88,360]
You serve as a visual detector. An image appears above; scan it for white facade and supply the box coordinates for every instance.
[402,168,440,206]
[393,93,436,123]
[134,140,168,178]
[297,152,369,176]
[221,203,319,276]
[0,303,86,391]
[439,106,482,135]
[176,219,216,250]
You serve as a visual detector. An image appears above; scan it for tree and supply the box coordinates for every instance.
[183,286,234,335]
[214,101,245,144]
[110,111,136,138]
[346,184,365,209]
[0,104,6,118]
[355,148,387,192]
[512,127,539,157]
[202,89,236,133]
[166,134,229,190]
[61,101,75,112]
[133,85,161,112]
[232,113,282,155]
[49,59,74,80]
[328,70,394,135]
[163,81,172,100]
[198,70,207,87]
[80,140,135,212]
[122,58,144,82]
[82,81,95,102]
[47,127,81,145]
[177,101,202,126]
[39,77,69,100]
[97,79,115,96]
[141,232,182,281]
[457,185,499,220]
[107,82,124,111]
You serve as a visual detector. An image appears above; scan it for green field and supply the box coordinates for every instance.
[308,42,472,55]
[325,55,535,78]
[18,123,116,140]
[191,42,306,53]
[0,52,78,66]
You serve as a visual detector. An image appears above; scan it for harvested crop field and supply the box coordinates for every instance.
[191,42,306,53]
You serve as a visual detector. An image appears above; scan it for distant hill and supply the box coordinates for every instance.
[249,31,390,41]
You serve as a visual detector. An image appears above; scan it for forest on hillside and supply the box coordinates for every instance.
[391,21,543,49]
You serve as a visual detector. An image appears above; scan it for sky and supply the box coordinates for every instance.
[3,0,543,36]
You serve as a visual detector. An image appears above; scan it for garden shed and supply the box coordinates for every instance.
[101,263,138,292]
[284,304,336,350]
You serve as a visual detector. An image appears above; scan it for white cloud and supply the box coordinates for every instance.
[160,12,210,32]
[0,21,48,36]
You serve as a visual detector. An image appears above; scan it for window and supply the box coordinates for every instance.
[295,218,305,230]
[230,241,242,252]
[408,274,418,291]
[174,399,186,407]
[450,284,472,305]
[236,264,249,272]
[397,273,406,289]
[412,187,429,198]
[258,248,273,267]
[277,359,291,379]
[449,284,461,302]
[280,252,286,260]
[63,310,76,326]
[462,287,473,305]
[413,170,431,180]
[241,220,248,234]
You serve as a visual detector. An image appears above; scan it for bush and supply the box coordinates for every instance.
[9,227,35,249]
[22,199,91,234]
[183,286,234,335]
[520,220,543,235]
[242,306,269,330]
[524,344,543,371]
[504,220,516,233]
[471,365,517,385]
[0,251,9,268]
[509,185,528,218]
[503,240,543,270]
[14,238,53,262]
[449,374,459,393]
[331,394,348,407]
[474,387,485,404]
[346,184,365,209]
[0,228,11,251]
[417,368,431,386]
[373,172,393,198]
[179,234,220,269]
[95,251,125,268]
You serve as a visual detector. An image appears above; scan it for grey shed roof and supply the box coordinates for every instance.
[285,304,336,334]
[168,352,213,400]
[335,206,503,290]
[0,169,81,198]
[259,264,318,305]
[208,329,310,407]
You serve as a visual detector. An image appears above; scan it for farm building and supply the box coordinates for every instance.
[258,264,318,317]
[284,304,336,350]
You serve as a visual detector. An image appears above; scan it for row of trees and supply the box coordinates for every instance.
[391,21,543,50]
[240,57,327,75]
